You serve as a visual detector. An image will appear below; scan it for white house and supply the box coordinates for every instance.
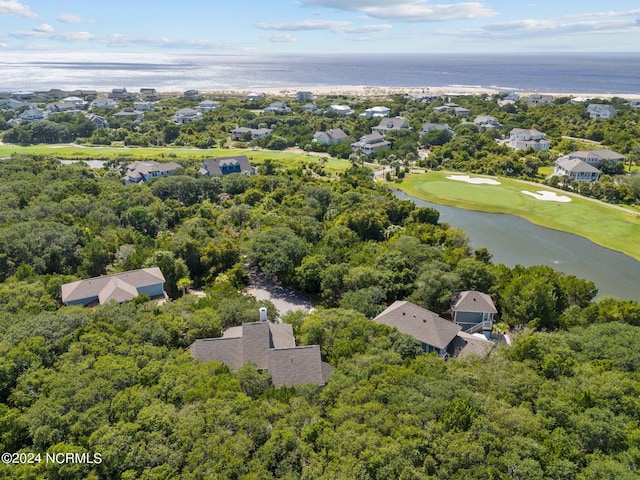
[62,96,87,109]
[91,97,119,110]
[326,104,354,116]
[124,161,182,184]
[508,128,550,151]
[133,101,155,112]
[171,108,202,124]
[587,104,617,119]
[230,127,272,141]
[351,132,391,155]
[263,101,291,113]
[247,92,263,102]
[20,107,45,122]
[474,115,501,130]
[360,106,391,118]
[553,158,601,182]
[561,149,625,168]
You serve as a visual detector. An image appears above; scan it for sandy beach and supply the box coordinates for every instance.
[199,84,640,101]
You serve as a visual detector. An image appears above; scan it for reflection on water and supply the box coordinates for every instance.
[394,189,640,301]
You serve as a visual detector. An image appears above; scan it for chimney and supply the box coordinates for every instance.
[259,307,268,322]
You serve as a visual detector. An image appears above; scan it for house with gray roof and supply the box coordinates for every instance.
[124,160,182,184]
[108,88,136,101]
[200,155,254,177]
[587,103,617,119]
[474,115,502,130]
[420,123,456,139]
[247,92,263,102]
[451,291,497,338]
[171,108,202,124]
[371,117,410,135]
[19,107,45,122]
[526,94,554,105]
[553,158,601,182]
[313,128,348,146]
[295,91,313,101]
[113,108,145,122]
[0,98,27,110]
[374,301,461,356]
[360,106,391,118]
[190,315,334,387]
[562,149,625,168]
[182,89,203,100]
[230,127,272,141]
[139,88,160,101]
[508,128,550,151]
[196,100,220,112]
[351,132,391,155]
[263,101,291,113]
[61,267,166,307]
[87,113,108,129]
[326,104,354,116]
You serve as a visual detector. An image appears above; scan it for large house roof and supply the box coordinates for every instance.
[124,161,181,183]
[201,155,253,176]
[373,301,461,350]
[566,149,626,162]
[451,291,497,314]
[190,321,333,387]
[61,267,165,305]
[555,158,601,174]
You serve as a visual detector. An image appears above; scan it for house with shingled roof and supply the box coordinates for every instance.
[373,301,461,356]
[587,104,617,119]
[508,128,550,151]
[61,267,166,307]
[553,158,601,182]
[124,161,182,184]
[313,128,348,146]
[190,315,334,387]
[451,291,497,338]
[200,156,254,177]
[371,117,410,135]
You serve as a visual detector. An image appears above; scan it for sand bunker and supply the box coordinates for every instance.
[446,175,501,185]
[521,190,572,203]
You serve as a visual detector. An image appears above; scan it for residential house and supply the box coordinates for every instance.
[553,158,601,182]
[230,127,272,141]
[108,88,136,101]
[124,160,182,184]
[45,102,80,114]
[371,117,410,135]
[87,113,108,129]
[139,88,160,101]
[451,291,497,339]
[453,107,471,117]
[406,91,438,102]
[526,94,554,105]
[196,100,220,112]
[474,115,502,130]
[627,101,640,109]
[19,107,45,122]
[133,101,155,112]
[171,108,202,124]
[247,92,263,102]
[433,103,470,117]
[295,91,313,101]
[113,108,145,122]
[0,98,26,110]
[449,332,495,358]
[498,92,520,106]
[91,97,119,110]
[587,103,617,119]
[190,312,334,387]
[373,301,461,357]
[508,128,550,151]
[263,101,291,113]
[61,96,87,109]
[182,89,203,100]
[301,103,318,113]
[10,90,35,100]
[313,128,348,146]
[351,132,391,155]
[200,156,254,176]
[39,88,67,99]
[360,106,391,118]
[562,149,625,168]
[326,104,354,116]
[61,267,166,307]
[420,123,456,139]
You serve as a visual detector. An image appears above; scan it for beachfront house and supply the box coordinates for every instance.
[301,103,319,113]
[553,158,601,182]
[526,94,554,106]
[190,311,334,387]
[351,132,391,155]
[508,128,550,151]
[371,117,410,135]
[230,127,272,142]
[182,89,203,100]
[326,104,354,116]
[313,128,348,146]
[171,108,202,124]
[360,106,391,118]
[61,267,166,307]
[247,92,263,102]
[139,88,160,101]
[451,291,497,339]
[124,161,182,184]
[200,156,255,177]
[108,88,136,101]
[295,91,313,101]
[196,100,220,112]
[587,104,617,119]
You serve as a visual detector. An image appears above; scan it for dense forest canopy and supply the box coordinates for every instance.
[0,155,639,478]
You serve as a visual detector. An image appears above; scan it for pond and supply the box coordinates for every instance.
[394,189,640,301]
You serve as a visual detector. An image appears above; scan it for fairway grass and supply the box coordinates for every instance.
[0,144,351,173]
[397,172,640,261]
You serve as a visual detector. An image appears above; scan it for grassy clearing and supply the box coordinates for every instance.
[0,144,351,173]
[397,171,640,261]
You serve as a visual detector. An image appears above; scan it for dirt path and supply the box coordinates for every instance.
[246,268,312,318]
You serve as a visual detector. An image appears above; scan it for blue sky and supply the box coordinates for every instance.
[1,0,639,54]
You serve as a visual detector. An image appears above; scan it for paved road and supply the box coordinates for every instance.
[247,268,312,317]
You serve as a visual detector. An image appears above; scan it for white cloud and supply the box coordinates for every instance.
[256,19,392,34]
[57,13,91,24]
[302,0,498,22]
[565,9,640,19]
[261,33,299,43]
[105,34,227,50]
[0,0,37,18]
[33,23,54,33]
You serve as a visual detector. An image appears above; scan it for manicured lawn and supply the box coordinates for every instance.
[397,171,640,261]
[0,144,351,173]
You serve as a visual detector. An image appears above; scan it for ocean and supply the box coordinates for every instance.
[1,51,639,94]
